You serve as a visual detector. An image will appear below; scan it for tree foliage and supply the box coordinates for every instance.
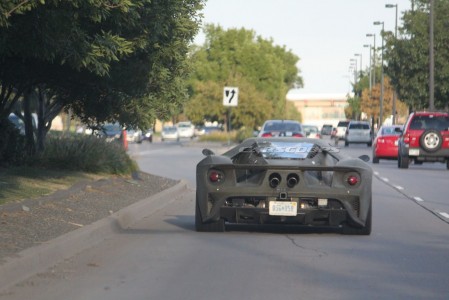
[0,0,204,155]
[360,76,408,125]
[186,25,303,129]
[384,0,449,110]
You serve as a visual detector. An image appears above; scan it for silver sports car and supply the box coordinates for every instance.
[195,137,372,235]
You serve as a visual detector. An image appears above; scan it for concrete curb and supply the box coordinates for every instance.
[0,180,188,292]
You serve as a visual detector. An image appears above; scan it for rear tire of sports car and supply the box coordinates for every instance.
[342,204,372,235]
[195,201,225,232]
[420,129,442,152]
[398,153,409,169]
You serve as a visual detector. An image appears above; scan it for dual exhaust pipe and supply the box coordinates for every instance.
[269,173,299,188]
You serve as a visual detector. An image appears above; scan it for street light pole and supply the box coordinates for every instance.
[386,3,398,124]
[354,53,362,78]
[429,0,435,110]
[350,58,358,88]
[374,21,385,127]
[363,44,372,93]
[366,34,376,92]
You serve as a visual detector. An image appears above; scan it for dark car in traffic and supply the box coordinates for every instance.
[195,137,373,235]
[258,120,305,138]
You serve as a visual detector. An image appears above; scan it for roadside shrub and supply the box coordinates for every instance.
[34,134,137,174]
[235,127,255,143]
[198,130,237,143]
[0,119,26,167]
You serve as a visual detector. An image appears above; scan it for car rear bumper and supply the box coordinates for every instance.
[402,146,449,161]
[375,147,398,158]
[220,206,350,227]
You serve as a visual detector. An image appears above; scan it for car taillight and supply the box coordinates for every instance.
[347,175,359,186]
[292,133,304,137]
[262,132,272,137]
[403,133,410,144]
[209,170,224,183]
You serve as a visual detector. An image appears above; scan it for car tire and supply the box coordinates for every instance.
[372,155,379,164]
[367,141,372,147]
[420,129,442,152]
[446,160,449,170]
[342,202,372,235]
[344,140,349,147]
[398,153,409,169]
[195,200,225,232]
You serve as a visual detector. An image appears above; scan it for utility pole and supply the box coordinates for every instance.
[429,0,435,110]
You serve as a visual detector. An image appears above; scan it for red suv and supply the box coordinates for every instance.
[397,111,449,169]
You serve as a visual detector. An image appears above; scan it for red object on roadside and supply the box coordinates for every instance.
[122,130,128,151]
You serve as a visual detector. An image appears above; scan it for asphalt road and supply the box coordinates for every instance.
[1,137,448,300]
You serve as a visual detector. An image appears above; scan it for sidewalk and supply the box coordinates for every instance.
[0,180,188,292]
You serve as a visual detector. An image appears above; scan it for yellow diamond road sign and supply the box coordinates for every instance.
[223,87,238,107]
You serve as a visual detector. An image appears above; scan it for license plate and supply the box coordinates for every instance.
[269,201,297,216]
[409,149,420,156]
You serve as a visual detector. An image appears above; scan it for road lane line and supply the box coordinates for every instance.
[414,196,424,202]
[439,212,449,219]
[381,177,389,182]
[394,185,404,190]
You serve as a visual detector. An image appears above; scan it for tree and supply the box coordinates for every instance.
[0,0,204,155]
[186,25,303,129]
[385,0,449,110]
[360,76,408,126]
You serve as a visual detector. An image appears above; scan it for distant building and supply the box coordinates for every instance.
[286,92,351,129]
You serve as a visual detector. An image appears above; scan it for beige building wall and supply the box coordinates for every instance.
[286,93,350,129]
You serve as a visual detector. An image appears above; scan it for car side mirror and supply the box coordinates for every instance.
[202,149,215,156]
[358,155,370,162]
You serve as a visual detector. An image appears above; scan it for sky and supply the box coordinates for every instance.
[193,0,413,96]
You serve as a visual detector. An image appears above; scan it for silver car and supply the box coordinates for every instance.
[345,121,372,147]
[161,126,180,142]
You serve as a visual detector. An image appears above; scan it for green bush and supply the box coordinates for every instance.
[34,134,137,174]
[198,130,237,143]
[0,119,26,167]
[235,127,255,143]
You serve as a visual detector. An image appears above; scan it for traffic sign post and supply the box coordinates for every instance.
[223,87,238,144]
[223,87,238,107]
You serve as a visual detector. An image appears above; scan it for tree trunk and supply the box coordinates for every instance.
[23,90,36,156]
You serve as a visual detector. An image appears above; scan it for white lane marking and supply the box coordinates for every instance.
[439,212,449,219]
[374,171,380,176]
[381,177,389,182]
[394,185,404,190]
[414,197,424,202]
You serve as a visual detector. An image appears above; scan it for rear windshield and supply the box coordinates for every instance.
[349,123,370,130]
[258,141,317,159]
[381,127,401,135]
[409,115,449,131]
[337,121,349,127]
[264,122,301,132]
